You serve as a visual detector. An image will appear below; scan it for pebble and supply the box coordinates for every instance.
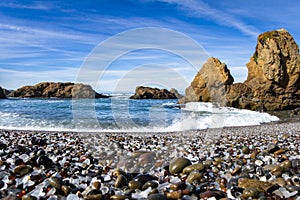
[14,165,32,176]
[128,180,143,190]
[1,123,300,200]
[183,163,204,174]
[169,158,192,174]
[49,177,62,190]
[114,174,128,188]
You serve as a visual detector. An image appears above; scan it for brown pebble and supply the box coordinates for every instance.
[170,182,186,191]
[61,185,71,196]
[110,195,128,200]
[182,163,204,174]
[166,190,182,199]
[169,157,191,174]
[231,167,241,175]
[128,180,143,190]
[114,174,128,188]
[186,171,202,184]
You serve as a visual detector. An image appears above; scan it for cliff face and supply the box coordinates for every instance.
[8,82,110,99]
[130,86,177,99]
[181,29,300,111]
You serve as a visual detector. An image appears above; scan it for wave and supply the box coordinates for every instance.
[0,102,279,133]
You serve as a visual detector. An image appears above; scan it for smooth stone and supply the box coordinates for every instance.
[199,191,226,199]
[37,155,54,167]
[242,146,250,154]
[292,175,300,186]
[267,143,280,153]
[255,159,264,166]
[169,158,192,174]
[231,167,241,176]
[110,195,129,200]
[280,160,292,169]
[131,151,151,158]
[170,182,186,191]
[49,177,62,189]
[242,187,259,198]
[186,171,202,184]
[286,185,300,192]
[114,174,128,188]
[14,165,32,176]
[203,160,212,166]
[112,169,126,177]
[274,149,286,156]
[142,180,158,190]
[271,166,284,177]
[61,185,71,196]
[238,178,274,192]
[135,174,155,184]
[166,190,182,199]
[182,163,204,174]
[22,195,37,200]
[271,178,286,187]
[128,180,143,190]
[84,189,102,200]
[147,194,167,200]
[263,164,277,171]
[292,159,300,168]
[92,181,101,190]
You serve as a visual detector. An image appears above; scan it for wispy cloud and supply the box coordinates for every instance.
[0,1,54,10]
[156,0,260,37]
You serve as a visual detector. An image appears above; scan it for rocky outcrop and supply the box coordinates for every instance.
[8,82,110,99]
[0,87,7,99]
[130,86,177,99]
[181,29,300,111]
[179,57,234,105]
[169,88,183,99]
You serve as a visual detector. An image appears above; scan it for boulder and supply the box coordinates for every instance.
[0,87,7,99]
[180,29,300,111]
[130,86,177,99]
[8,82,110,99]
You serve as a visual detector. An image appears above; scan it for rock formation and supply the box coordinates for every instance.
[179,57,234,105]
[130,86,177,99]
[181,29,300,111]
[0,87,7,99]
[169,88,183,99]
[8,82,110,99]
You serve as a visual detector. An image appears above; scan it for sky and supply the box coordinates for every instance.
[0,0,299,93]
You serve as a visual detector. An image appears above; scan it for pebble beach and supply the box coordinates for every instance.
[1,120,300,200]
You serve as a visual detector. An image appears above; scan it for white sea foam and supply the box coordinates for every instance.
[0,102,279,133]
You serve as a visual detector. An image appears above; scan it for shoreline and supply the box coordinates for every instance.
[1,119,300,199]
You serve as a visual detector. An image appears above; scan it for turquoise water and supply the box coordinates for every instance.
[0,96,279,132]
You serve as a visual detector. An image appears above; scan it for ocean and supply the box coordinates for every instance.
[0,95,279,132]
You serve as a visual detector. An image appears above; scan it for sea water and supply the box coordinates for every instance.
[0,95,279,132]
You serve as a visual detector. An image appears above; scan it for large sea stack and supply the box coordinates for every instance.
[180,29,300,111]
[8,82,110,99]
[0,87,7,99]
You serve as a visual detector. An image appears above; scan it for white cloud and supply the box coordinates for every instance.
[156,0,260,37]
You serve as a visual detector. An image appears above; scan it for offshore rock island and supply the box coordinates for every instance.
[7,82,110,99]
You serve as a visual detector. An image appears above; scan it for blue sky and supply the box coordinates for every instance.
[0,0,299,92]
